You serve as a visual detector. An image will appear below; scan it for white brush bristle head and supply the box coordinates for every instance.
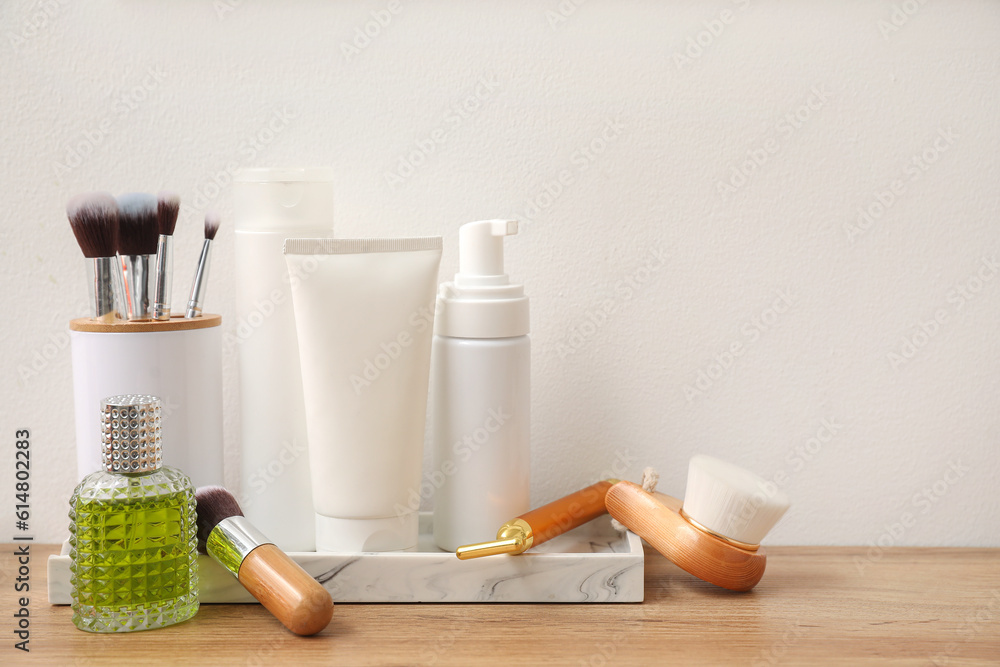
[682,455,790,545]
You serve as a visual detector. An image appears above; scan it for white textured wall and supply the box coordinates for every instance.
[1,0,998,546]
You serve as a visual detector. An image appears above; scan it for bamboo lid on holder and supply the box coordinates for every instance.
[69,314,222,333]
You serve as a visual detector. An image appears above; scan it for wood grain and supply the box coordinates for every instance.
[13,544,1000,665]
[238,543,334,636]
[606,480,766,591]
[521,479,613,545]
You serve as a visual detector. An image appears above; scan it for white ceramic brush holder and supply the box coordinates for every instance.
[69,315,224,487]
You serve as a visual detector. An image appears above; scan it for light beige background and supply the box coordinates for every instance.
[1,0,997,545]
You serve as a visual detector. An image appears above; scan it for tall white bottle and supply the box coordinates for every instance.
[432,220,530,552]
[234,168,334,552]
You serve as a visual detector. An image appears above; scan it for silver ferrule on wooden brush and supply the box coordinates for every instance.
[206,516,272,577]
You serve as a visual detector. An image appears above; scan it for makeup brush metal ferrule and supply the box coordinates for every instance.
[116,192,160,321]
[185,211,219,318]
[153,191,180,321]
[67,192,124,322]
[196,486,333,636]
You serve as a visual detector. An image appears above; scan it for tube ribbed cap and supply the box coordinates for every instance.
[100,395,163,474]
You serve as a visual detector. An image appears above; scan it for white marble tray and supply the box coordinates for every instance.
[49,513,644,604]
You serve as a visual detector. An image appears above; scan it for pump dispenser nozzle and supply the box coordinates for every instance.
[457,220,518,286]
[435,220,529,339]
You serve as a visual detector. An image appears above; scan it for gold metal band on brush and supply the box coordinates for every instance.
[679,508,760,552]
[456,479,618,560]
[455,518,534,560]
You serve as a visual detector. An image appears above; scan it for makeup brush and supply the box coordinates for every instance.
[455,479,618,559]
[185,211,219,318]
[66,192,124,322]
[195,486,333,636]
[152,191,180,321]
[116,192,159,321]
[606,455,791,591]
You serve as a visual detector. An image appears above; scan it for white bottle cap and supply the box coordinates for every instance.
[314,512,418,552]
[435,220,529,339]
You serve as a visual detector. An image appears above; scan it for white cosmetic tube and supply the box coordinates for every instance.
[284,237,442,552]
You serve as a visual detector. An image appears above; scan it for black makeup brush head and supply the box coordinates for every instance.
[195,485,244,553]
[204,210,220,241]
[157,191,180,236]
[116,192,159,256]
[67,192,119,259]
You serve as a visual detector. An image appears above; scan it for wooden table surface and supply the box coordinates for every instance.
[5,544,999,666]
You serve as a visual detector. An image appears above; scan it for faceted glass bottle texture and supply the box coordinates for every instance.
[69,395,199,632]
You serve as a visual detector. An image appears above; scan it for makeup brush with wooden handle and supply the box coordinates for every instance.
[606,455,790,591]
[195,486,333,635]
[455,479,617,559]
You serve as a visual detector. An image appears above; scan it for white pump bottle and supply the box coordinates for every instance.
[432,220,531,552]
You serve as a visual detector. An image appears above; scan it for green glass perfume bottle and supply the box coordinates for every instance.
[69,394,199,632]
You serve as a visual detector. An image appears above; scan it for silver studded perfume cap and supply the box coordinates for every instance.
[100,394,163,474]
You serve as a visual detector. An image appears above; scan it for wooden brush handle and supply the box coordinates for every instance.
[520,480,614,545]
[238,544,334,636]
[606,481,767,592]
